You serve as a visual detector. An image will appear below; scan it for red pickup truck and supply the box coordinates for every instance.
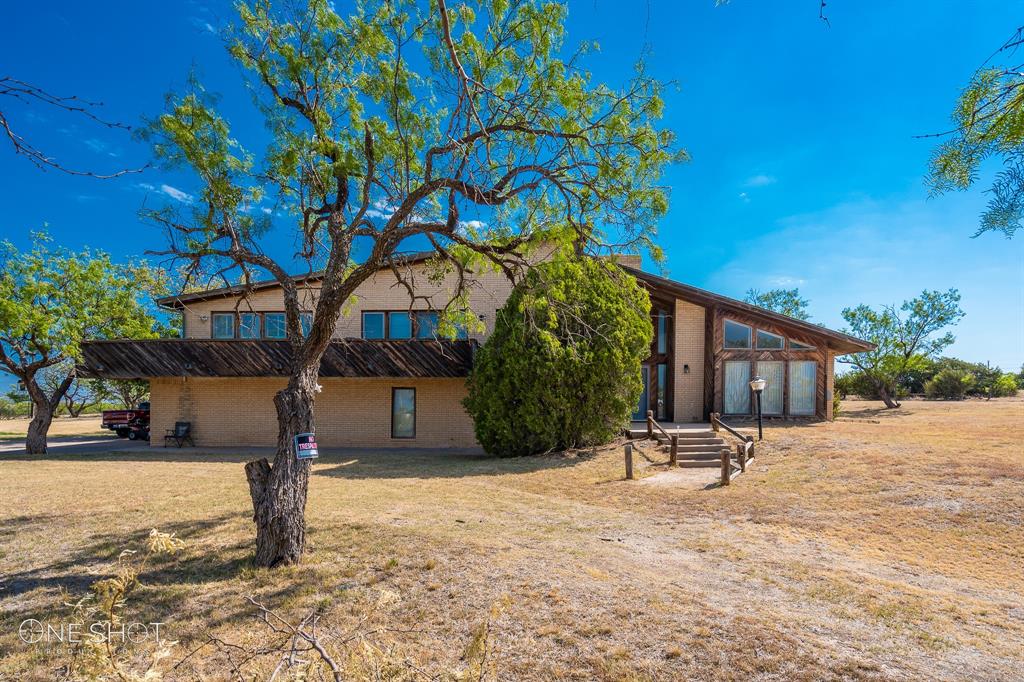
[101,402,151,440]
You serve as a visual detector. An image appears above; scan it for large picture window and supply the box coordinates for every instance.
[724,361,751,414]
[723,320,751,349]
[391,388,416,438]
[789,361,817,415]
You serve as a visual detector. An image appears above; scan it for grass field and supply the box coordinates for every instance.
[0,415,107,441]
[1,399,1021,680]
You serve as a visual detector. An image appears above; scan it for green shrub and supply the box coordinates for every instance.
[832,392,842,418]
[463,256,652,456]
[924,368,974,400]
[989,373,1019,398]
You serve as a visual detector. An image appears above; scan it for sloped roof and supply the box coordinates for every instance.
[623,266,874,355]
[78,338,477,380]
[155,250,439,309]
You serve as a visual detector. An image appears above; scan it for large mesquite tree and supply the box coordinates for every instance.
[0,234,162,453]
[144,0,683,566]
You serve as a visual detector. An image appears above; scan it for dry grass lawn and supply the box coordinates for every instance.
[0,415,107,441]
[0,399,1021,680]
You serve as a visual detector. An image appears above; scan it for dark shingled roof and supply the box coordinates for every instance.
[78,338,477,380]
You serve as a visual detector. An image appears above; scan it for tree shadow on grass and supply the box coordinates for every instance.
[314,447,590,481]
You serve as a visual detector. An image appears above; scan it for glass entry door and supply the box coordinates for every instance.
[756,361,784,415]
[723,361,751,415]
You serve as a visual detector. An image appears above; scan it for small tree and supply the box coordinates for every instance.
[990,373,1019,398]
[839,289,965,409]
[743,287,810,320]
[924,368,974,400]
[143,0,681,566]
[463,256,652,456]
[39,360,104,417]
[0,234,163,453]
[94,378,150,409]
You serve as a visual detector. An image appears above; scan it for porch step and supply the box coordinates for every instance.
[666,440,727,450]
[664,449,729,460]
[676,459,722,468]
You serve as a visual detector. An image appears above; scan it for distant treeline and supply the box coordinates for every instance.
[837,357,1021,401]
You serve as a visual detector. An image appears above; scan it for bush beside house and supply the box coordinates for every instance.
[464,257,652,456]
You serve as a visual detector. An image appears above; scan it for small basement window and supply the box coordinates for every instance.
[723,319,751,349]
[756,329,784,350]
[212,313,235,339]
[391,388,416,438]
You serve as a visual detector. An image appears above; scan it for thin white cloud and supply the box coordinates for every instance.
[738,192,750,203]
[159,184,194,203]
[744,174,777,187]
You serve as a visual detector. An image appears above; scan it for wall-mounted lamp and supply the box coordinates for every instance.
[199,314,209,322]
[683,364,690,374]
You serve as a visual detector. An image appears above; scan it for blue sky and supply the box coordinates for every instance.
[1,0,1022,375]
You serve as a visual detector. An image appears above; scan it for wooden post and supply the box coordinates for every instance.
[624,443,634,480]
[745,435,754,459]
[720,449,731,486]
[670,434,678,467]
[646,410,654,439]
[711,412,720,432]
[737,442,747,472]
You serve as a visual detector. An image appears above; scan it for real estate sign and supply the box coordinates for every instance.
[294,433,319,460]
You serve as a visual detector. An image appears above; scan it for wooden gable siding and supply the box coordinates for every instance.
[707,305,833,420]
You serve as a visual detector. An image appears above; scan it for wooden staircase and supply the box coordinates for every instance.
[626,424,730,468]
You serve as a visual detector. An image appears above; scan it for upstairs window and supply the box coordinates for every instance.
[790,339,815,350]
[388,311,412,339]
[756,329,784,350]
[300,312,313,337]
[362,312,385,339]
[656,311,669,354]
[239,313,261,339]
[212,313,235,339]
[264,313,286,339]
[415,311,439,339]
[723,320,751,349]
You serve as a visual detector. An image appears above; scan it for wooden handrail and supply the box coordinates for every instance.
[646,410,672,442]
[710,412,753,446]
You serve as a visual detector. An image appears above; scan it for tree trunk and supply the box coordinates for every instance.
[26,401,55,454]
[245,367,318,567]
[878,385,901,409]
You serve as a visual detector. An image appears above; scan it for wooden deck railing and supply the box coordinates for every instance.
[710,412,754,486]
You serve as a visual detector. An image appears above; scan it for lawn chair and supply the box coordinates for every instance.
[164,422,194,448]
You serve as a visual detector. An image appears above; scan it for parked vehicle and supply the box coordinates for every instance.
[100,402,150,440]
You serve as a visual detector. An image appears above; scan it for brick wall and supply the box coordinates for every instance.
[672,299,706,422]
[150,376,477,448]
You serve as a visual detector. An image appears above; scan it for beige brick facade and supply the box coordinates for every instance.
[151,376,476,448]
[673,299,706,422]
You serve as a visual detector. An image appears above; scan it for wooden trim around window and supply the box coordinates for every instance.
[390,387,416,439]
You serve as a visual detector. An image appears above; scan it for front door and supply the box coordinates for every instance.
[633,366,650,421]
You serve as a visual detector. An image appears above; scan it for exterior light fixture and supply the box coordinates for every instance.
[683,364,690,374]
[749,375,766,441]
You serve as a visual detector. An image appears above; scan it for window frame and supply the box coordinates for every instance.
[390,387,416,439]
[361,311,387,339]
[238,312,262,339]
[387,311,413,339]
[264,312,287,339]
[211,312,236,339]
[723,319,752,349]
[755,328,785,350]
[415,311,440,339]
[362,309,453,340]
[789,339,816,351]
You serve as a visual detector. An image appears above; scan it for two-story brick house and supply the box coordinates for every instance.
[80,253,872,448]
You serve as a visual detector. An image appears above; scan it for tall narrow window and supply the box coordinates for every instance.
[723,320,751,349]
[212,313,235,339]
[264,313,286,339]
[239,312,261,339]
[388,311,412,339]
[657,312,668,354]
[657,363,668,420]
[415,311,439,339]
[362,312,385,339]
[391,388,416,438]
